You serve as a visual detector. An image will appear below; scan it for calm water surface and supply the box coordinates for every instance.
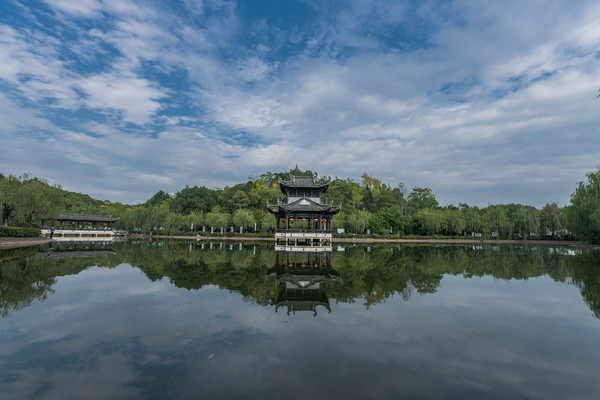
[1,240,599,399]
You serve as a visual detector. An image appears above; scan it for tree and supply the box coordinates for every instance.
[170,186,216,214]
[393,183,408,213]
[0,175,24,226]
[485,205,513,238]
[233,209,255,231]
[0,174,62,227]
[510,205,539,239]
[327,178,363,211]
[206,211,230,231]
[332,211,346,231]
[248,178,282,211]
[346,210,370,234]
[407,187,439,215]
[462,205,485,235]
[414,208,444,235]
[165,213,188,233]
[443,209,466,236]
[144,190,171,207]
[231,190,250,210]
[540,203,562,239]
[377,206,407,234]
[566,169,600,243]
[257,210,276,232]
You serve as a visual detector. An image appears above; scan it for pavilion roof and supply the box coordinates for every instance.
[267,196,341,214]
[278,175,330,193]
[57,213,120,223]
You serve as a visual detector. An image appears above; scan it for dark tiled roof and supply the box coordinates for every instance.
[58,213,120,223]
[278,175,330,191]
[267,196,341,214]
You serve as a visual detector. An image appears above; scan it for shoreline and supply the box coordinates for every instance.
[135,234,588,247]
[0,237,55,250]
[0,235,594,250]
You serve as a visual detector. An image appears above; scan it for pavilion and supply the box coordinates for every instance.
[267,174,341,249]
[41,213,123,239]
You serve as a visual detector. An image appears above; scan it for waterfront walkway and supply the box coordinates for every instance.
[0,237,54,250]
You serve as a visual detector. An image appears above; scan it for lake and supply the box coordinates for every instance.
[1,240,599,399]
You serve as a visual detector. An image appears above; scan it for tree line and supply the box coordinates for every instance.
[1,167,600,243]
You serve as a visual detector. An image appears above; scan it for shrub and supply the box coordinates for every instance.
[0,226,41,237]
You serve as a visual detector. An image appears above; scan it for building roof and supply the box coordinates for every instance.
[57,213,120,223]
[278,175,330,193]
[267,196,341,214]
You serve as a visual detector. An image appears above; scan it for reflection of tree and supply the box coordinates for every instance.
[0,247,102,317]
[2,241,599,318]
[567,252,600,318]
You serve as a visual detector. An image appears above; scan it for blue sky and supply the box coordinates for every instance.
[1,0,599,207]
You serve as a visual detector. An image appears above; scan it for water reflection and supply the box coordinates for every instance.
[266,251,341,316]
[1,241,599,318]
[2,241,600,399]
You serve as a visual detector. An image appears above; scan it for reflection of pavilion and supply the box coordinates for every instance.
[35,240,116,258]
[265,251,341,316]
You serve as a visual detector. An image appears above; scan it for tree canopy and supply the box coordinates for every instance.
[4,166,597,242]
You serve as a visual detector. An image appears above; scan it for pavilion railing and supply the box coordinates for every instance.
[274,229,333,234]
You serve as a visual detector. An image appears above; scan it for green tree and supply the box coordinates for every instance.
[170,186,216,214]
[248,178,283,211]
[407,187,439,215]
[332,211,346,231]
[165,213,188,233]
[233,209,255,231]
[206,211,230,231]
[393,183,408,213]
[377,206,407,234]
[510,205,539,239]
[143,190,171,207]
[257,210,276,232]
[443,209,466,236]
[567,169,600,243]
[0,175,22,226]
[414,208,444,235]
[485,205,513,238]
[346,210,371,234]
[462,205,485,235]
[231,190,251,210]
[540,202,562,239]
[327,178,363,211]
[0,174,62,227]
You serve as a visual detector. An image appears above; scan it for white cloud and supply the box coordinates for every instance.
[1,0,600,206]
[78,69,166,125]
[43,0,103,18]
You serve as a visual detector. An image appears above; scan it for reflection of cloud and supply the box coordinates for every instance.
[2,260,599,399]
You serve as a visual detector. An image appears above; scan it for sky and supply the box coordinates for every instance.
[1,0,599,207]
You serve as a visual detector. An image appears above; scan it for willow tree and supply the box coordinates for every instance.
[0,174,61,227]
[567,169,600,243]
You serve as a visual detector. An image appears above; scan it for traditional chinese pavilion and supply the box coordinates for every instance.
[41,213,122,239]
[267,174,341,248]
